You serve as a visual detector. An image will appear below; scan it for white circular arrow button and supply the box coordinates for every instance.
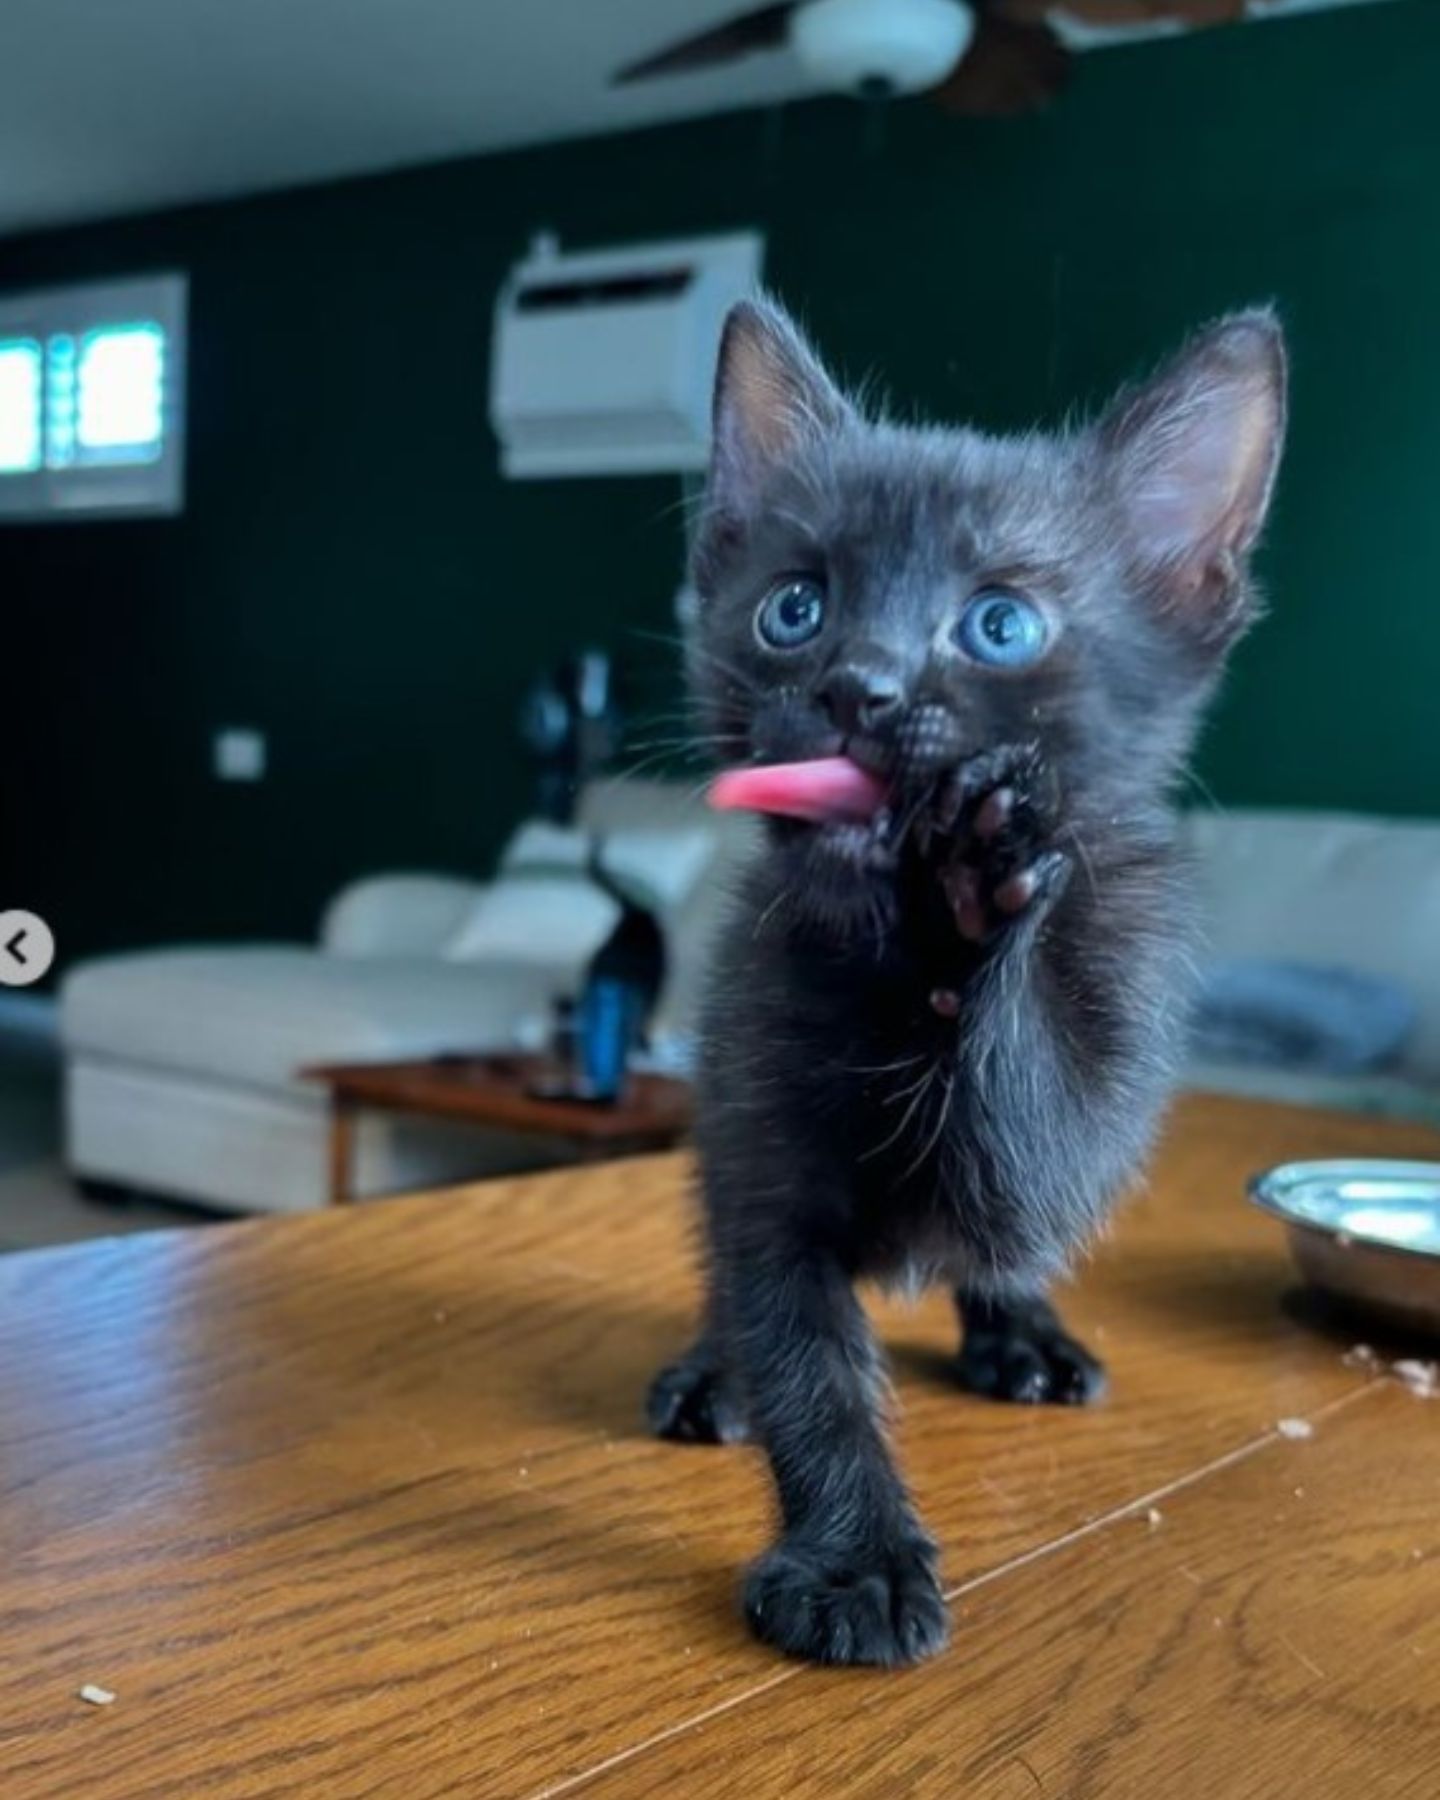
[0,911,56,987]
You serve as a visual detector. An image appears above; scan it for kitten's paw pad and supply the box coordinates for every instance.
[957,1322,1106,1406]
[943,846,1071,944]
[928,746,1069,943]
[743,1534,950,1668]
[646,1358,749,1445]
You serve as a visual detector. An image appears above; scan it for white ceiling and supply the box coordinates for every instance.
[0,0,825,240]
[0,0,1400,241]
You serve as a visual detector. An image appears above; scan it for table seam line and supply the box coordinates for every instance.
[522,1377,1384,1800]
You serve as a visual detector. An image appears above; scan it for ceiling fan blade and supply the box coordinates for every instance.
[995,0,1244,23]
[612,3,796,85]
[926,15,1072,116]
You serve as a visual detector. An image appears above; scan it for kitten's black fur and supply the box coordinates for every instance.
[649,299,1286,1668]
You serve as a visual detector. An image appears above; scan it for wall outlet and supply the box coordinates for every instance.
[214,728,266,782]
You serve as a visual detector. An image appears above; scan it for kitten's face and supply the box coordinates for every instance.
[690,302,1285,919]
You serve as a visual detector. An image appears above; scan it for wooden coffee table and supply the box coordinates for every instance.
[304,1053,693,1204]
[4,1095,1440,1798]
[2,1094,1440,1800]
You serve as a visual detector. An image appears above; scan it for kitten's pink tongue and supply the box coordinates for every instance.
[708,757,888,824]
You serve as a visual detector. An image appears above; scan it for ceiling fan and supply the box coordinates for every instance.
[614,0,1254,118]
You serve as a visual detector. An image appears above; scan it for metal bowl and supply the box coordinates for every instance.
[1250,1159,1440,1340]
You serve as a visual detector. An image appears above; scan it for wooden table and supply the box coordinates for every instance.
[3,1095,1439,1799]
[303,1055,693,1204]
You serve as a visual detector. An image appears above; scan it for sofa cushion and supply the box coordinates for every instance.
[61,949,559,1092]
[1182,809,1440,1083]
[446,804,745,1021]
[445,874,619,972]
[321,874,482,958]
[1189,958,1417,1074]
[507,818,715,915]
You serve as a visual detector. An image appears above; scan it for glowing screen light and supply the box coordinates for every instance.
[0,339,43,474]
[75,323,166,458]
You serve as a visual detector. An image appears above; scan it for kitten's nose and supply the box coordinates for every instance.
[817,662,905,735]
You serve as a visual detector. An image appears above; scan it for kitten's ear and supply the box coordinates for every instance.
[1102,311,1286,634]
[708,299,852,515]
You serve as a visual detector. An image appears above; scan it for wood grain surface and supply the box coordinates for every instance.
[2,1095,1438,1799]
[580,1386,1440,1800]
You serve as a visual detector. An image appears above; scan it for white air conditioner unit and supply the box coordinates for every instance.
[490,230,764,479]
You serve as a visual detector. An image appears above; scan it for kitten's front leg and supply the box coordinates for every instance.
[728,1246,949,1668]
[922,742,1109,1407]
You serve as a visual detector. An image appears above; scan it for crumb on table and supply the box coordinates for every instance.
[1393,1360,1438,1399]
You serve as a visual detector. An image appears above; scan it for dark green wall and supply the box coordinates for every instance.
[3,0,1438,970]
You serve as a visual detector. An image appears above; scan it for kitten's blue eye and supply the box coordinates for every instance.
[953,590,1048,669]
[756,577,826,650]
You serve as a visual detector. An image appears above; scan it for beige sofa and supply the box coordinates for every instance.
[61,798,1440,1214]
[61,781,752,1214]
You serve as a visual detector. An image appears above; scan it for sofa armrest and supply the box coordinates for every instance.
[321,875,482,959]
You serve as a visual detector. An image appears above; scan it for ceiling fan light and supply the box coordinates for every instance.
[791,0,975,97]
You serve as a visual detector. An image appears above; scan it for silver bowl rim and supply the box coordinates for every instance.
[1248,1157,1440,1266]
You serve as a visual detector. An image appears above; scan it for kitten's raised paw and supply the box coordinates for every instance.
[928,741,1044,834]
[743,1531,950,1668]
[957,1312,1106,1405]
[646,1351,749,1445]
[928,744,1070,944]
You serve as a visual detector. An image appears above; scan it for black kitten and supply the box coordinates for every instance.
[649,298,1286,1668]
